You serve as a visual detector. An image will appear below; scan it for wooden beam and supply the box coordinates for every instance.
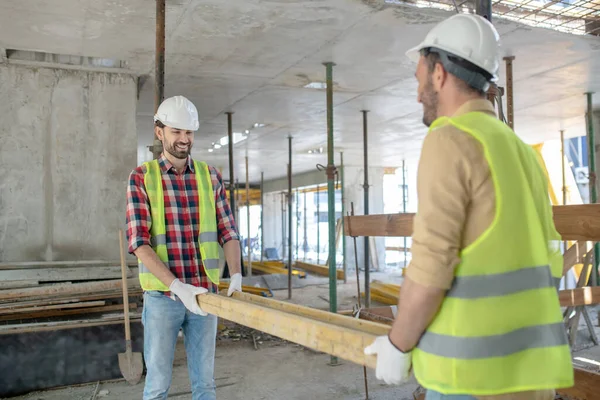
[0,260,137,270]
[0,278,140,301]
[295,261,344,280]
[0,266,130,282]
[0,304,138,322]
[344,204,600,241]
[197,292,389,368]
[0,300,106,315]
[563,241,594,276]
[556,368,600,400]
[559,286,600,306]
[0,314,142,335]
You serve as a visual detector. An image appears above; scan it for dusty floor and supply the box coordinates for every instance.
[6,270,600,400]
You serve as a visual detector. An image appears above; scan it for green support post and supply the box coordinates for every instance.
[586,92,599,286]
[341,151,347,284]
[324,61,339,366]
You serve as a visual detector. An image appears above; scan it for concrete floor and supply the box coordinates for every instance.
[6,271,600,400]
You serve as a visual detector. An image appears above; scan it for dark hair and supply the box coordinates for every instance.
[155,120,165,128]
[423,50,487,97]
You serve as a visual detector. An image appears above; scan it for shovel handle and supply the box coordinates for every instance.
[119,229,131,342]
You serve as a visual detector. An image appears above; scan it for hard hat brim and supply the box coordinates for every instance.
[405,44,422,64]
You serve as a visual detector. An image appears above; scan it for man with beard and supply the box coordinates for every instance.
[364,13,573,400]
[126,95,242,400]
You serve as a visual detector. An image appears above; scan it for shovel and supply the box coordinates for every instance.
[118,229,143,385]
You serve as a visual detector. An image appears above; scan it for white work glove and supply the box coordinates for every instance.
[227,273,242,297]
[364,335,412,385]
[169,279,208,316]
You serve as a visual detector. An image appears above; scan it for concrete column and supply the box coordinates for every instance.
[262,191,284,259]
[343,166,386,272]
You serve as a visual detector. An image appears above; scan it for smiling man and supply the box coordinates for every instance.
[364,14,574,400]
[126,95,242,400]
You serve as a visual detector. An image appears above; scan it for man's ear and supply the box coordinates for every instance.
[155,125,164,141]
[432,62,447,92]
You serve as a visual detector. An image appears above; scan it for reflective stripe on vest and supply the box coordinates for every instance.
[411,111,574,396]
[137,159,220,291]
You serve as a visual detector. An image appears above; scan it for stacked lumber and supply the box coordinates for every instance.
[361,281,400,305]
[217,282,273,297]
[0,260,142,335]
[294,260,344,280]
[243,261,306,278]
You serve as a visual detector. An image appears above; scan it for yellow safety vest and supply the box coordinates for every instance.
[137,159,220,291]
[411,111,574,395]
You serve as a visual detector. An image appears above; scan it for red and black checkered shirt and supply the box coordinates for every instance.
[126,154,239,296]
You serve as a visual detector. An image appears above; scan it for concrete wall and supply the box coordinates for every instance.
[0,63,138,262]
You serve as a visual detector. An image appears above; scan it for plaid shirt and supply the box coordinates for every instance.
[126,154,239,296]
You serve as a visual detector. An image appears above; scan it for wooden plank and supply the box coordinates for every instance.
[231,292,388,336]
[0,260,137,270]
[563,241,593,276]
[0,289,143,309]
[0,278,140,301]
[344,204,600,241]
[344,213,414,238]
[0,314,142,335]
[0,266,130,282]
[556,368,600,400]
[197,292,389,368]
[559,286,600,306]
[0,304,137,322]
[294,261,344,280]
[0,280,39,289]
[0,301,106,315]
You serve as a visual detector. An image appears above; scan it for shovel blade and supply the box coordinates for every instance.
[118,351,143,385]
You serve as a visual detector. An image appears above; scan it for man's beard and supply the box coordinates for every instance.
[165,141,192,159]
[421,77,439,128]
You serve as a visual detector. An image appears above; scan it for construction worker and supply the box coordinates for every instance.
[126,95,242,400]
[364,13,574,400]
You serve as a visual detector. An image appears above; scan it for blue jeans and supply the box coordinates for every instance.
[425,390,477,400]
[142,291,217,400]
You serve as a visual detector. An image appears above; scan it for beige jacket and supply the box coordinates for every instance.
[405,99,555,400]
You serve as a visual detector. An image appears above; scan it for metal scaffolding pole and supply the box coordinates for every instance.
[476,0,492,21]
[316,184,320,264]
[295,189,299,261]
[586,92,599,286]
[476,0,497,106]
[260,172,264,262]
[303,191,307,262]
[340,151,347,284]
[504,56,515,129]
[152,0,165,159]
[362,109,371,308]
[226,112,235,217]
[402,160,407,267]
[245,156,252,277]
[223,111,237,278]
[288,136,293,299]
[324,61,338,366]
[561,130,568,255]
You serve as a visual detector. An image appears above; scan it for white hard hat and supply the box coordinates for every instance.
[406,13,500,91]
[153,95,199,131]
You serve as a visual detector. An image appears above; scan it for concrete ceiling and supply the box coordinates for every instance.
[2,0,600,183]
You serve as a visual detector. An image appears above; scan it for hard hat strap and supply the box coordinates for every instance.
[423,47,491,92]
